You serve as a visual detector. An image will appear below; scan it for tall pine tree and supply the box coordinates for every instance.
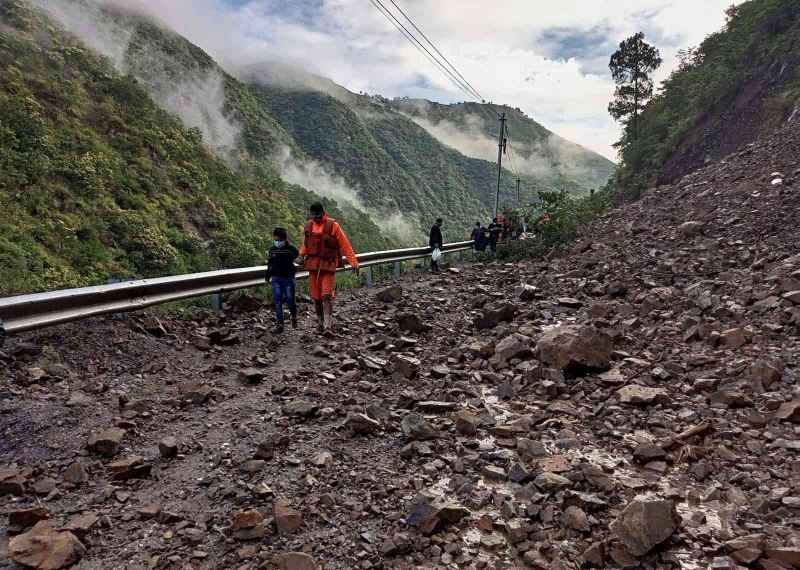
[608,32,662,142]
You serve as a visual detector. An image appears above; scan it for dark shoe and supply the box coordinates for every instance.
[270,324,284,334]
[290,316,298,329]
[322,327,335,338]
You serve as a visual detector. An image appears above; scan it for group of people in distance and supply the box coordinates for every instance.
[266,204,529,336]
[470,214,523,252]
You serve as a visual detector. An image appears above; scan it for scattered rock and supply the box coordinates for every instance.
[616,384,670,406]
[86,427,125,457]
[609,498,679,556]
[158,436,179,458]
[376,285,402,302]
[274,499,303,534]
[401,413,440,440]
[9,522,85,570]
[537,325,613,372]
[275,552,321,570]
[345,412,380,434]
[452,409,477,436]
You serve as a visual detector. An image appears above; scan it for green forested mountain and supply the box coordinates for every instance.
[614,0,800,195]
[0,0,389,295]
[0,0,617,295]
[388,99,616,196]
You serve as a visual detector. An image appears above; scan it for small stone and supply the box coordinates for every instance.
[231,509,265,540]
[63,461,88,486]
[274,499,303,534]
[616,384,670,405]
[86,427,125,457]
[537,325,613,372]
[482,465,506,481]
[282,400,318,418]
[452,409,477,436]
[237,368,264,384]
[534,472,571,492]
[633,443,666,463]
[156,435,177,457]
[275,552,321,570]
[137,503,161,519]
[376,286,402,303]
[8,508,50,531]
[401,413,440,440]
[345,412,380,434]
[562,506,589,532]
[773,401,800,423]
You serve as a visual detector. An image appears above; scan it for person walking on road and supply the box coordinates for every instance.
[428,217,444,273]
[488,218,501,253]
[471,221,487,252]
[298,202,359,337]
[265,227,299,334]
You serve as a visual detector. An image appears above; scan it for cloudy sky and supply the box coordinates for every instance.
[115,0,740,161]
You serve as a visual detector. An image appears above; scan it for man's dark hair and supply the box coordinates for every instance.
[435,218,443,224]
[309,201,325,214]
[475,221,480,226]
[273,227,288,240]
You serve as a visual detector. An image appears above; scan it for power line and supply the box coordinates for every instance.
[386,0,486,103]
[370,0,484,105]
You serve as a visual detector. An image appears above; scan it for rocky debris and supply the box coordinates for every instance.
[401,413,440,440]
[406,490,469,535]
[142,315,167,337]
[472,303,517,329]
[678,220,705,236]
[9,521,85,569]
[537,325,613,371]
[158,436,179,457]
[62,460,88,486]
[282,400,318,418]
[106,456,151,481]
[376,285,402,302]
[86,427,125,456]
[516,283,539,300]
[610,498,679,556]
[274,499,303,534]
[396,312,430,333]
[8,507,50,532]
[452,409,477,435]
[237,367,264,384]
[391,354,420,379]
[773,401,800,423]
[178,383,218,404]
[494,333,533,360]
[616,384,670,405]
[345,412,380,434]
[275,552,321,570]
[3,121,799,570]
[0,467,28,495]
[232,509,265,540]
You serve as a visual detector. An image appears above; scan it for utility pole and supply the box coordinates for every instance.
[516,178,521,206]
[494,112,506,219]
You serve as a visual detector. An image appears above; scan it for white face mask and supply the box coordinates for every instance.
[274,240,285,248]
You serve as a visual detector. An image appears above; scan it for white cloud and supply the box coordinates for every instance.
[93,0,740,160]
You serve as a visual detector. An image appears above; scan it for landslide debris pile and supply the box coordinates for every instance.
[1,123,799,569]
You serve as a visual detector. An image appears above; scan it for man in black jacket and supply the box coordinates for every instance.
[429,218,443,273]
[266,227,299,334]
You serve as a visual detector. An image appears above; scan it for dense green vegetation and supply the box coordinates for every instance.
[614,0,800,196]
[486,190,612,262]
[0,0,388,295]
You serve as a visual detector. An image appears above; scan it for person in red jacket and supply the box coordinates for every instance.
[298,202,359,337]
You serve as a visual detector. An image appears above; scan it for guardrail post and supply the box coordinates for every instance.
[107,278,127,320]
[456,250,462,261]
[0,317,6,348]
[394,261,401,278]
[211,293,222,311]
[365,266,374,286]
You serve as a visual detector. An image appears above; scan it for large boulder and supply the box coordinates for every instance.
[610,498,679,556]
[9,521,85,569]
[537,325,613,372]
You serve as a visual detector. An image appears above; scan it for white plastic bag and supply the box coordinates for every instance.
[431,248,442,262]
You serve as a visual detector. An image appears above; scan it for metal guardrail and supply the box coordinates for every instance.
[0,240,473,341]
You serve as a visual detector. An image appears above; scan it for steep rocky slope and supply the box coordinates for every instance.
[0,119,798,569]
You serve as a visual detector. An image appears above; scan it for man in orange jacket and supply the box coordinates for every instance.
[298,202,359,337]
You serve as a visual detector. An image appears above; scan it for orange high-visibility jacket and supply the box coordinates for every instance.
[300,215,359,273]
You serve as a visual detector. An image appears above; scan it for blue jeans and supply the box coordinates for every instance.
[271,276,297,325]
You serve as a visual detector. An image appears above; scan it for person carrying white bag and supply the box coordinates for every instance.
[428,217,444,274]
